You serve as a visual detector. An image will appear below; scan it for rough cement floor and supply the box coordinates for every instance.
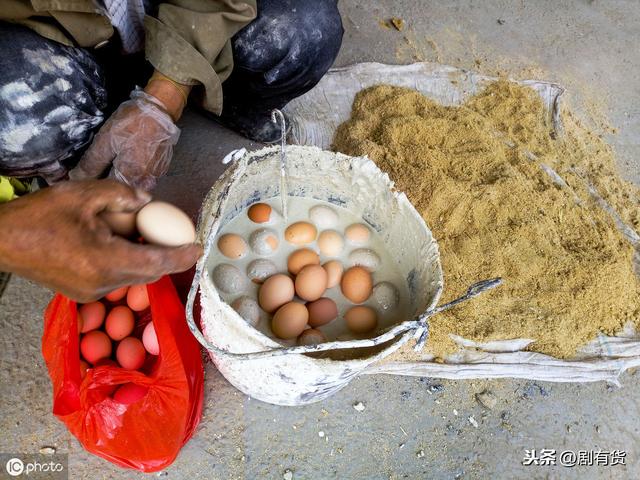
[1,1,639,479]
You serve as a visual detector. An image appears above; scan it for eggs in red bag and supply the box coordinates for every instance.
[113,383,149,405]
[116,337,146,370]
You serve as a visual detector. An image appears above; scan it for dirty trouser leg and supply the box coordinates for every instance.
[219,0,344,142]
[0,23,107,182]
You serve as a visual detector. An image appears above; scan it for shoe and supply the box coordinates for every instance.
[212,104,290,144]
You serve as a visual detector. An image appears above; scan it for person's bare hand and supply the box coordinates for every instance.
[0,180,202,302]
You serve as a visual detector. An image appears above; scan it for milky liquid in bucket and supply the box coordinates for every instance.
[208,197,411,345]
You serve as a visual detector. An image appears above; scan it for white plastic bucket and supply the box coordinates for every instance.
[186,146,443,406]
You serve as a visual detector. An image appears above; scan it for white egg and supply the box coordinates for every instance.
[212,263,246,294]
[348,248,381,271]
[309,205,338,229]
[249,228,279,255]
[231,296,260,326]
[136,201,196,247]
[373,282,399,310]
[247,259,278,284]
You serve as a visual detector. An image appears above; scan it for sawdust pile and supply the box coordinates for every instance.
[333,81,640,359]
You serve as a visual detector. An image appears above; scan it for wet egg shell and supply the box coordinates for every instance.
[116,337,146,370]
[249,228,279,255]
[345,306,378,334]
[373,282,400,310]
[258,274,295,313]
[80,330,112,364]
[136,201,196,247]
[295,264,328,302]
[298,328,327,346]
[308,205,338,228]
[248,203,272,223]
[317,230,344,257]
[105,286,129,302]
[127,284,150,311]
[287,248,320,275]
[348,248,381,271]
[79,360,89,379]
[340,266,373,303]
[217,233,248,259]
[231,296,260,326]
[101,211,137,237]
[113,383,149,404]
[79,301,106,333]
[142,322,160,355]
[322,260,344,289]
[345,223,371,245]
[247,259,278,284]
[212,264,246,294]
[271,302,309,339]
[284,222,317,245]
[105,305,135,341]
[307,297,338,327]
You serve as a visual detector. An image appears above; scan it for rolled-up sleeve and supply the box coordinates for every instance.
[144,0,257,115]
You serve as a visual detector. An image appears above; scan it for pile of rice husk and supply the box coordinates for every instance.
[332,81,640,359]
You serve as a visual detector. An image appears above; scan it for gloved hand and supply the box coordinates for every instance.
[70,89,180,191]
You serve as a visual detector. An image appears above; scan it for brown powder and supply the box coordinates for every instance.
[332,81,640,359]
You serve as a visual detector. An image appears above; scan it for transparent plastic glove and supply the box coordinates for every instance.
[70,89,180,191]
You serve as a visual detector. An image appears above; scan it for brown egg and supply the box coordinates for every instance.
[284,222,317,245]
[307,297,338,327]
[298,328,327,346]
[217,233,247,259]
[287,248,320,275]
[317,230,344,257]
[323,260,344,288]
[345,306,378,333]
[345,223,371,245]
[248,203,272,223]
[340,266,373,303]
[295,264,327,301]
[258,274,295,313]
[271,302,308,339]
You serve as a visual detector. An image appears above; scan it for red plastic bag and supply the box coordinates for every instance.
[42,276,204,472]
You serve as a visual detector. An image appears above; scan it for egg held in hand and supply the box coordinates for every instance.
[136,201,196,247]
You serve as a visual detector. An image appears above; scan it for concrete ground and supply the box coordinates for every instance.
[1,1,639,479]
